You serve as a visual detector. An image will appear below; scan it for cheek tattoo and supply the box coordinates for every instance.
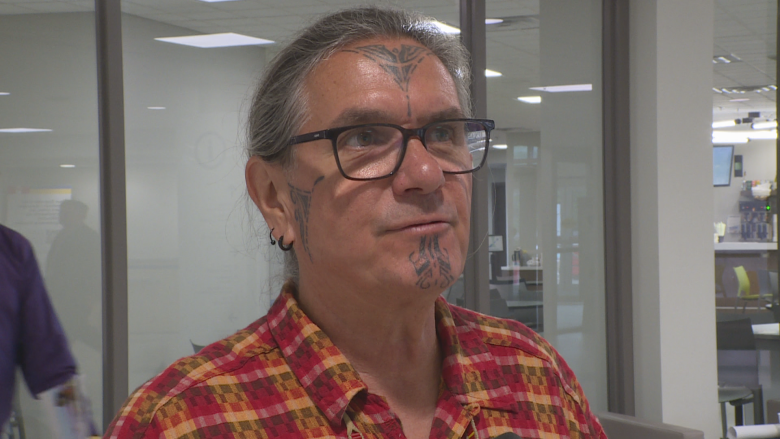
[288,176,323,263]
[408,234,455,289]
[343,44,432,117]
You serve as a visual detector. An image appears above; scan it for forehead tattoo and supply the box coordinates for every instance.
[343,44,434,117]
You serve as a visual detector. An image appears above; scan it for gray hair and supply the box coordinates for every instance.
[247,6,472,280]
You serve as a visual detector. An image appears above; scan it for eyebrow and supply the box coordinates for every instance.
[329,106,466,128]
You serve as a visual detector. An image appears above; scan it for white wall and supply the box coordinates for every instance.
[630,1,719,436]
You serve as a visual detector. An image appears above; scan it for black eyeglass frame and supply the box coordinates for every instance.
[287,118,496,181]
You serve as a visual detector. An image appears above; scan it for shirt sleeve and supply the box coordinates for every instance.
[17,238,77,396]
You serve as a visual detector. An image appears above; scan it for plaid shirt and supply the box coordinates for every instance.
[105,282,606,439]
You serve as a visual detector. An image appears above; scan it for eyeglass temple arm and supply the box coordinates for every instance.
[289,130,331,146]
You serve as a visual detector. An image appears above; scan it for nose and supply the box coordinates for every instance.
[391,137,445,195]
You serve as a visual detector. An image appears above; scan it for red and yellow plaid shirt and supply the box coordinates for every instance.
[105,282,606,438]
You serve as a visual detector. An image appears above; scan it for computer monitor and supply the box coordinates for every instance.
[713,145,734,187]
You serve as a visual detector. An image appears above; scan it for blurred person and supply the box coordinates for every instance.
[45,200,101,352]
[106,6,606,439]
[0,223,77,428]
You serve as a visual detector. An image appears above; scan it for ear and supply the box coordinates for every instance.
[246,156,297,243]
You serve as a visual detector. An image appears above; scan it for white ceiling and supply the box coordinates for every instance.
[0,0,776,129]
[713,0,777,123]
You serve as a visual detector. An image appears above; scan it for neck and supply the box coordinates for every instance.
[295,276,443,413]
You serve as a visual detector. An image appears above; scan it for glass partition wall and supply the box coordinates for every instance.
[711,0,778,428]
[0,7,104,437]
[481,0,607,411]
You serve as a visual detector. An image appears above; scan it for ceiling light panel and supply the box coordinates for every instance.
[429,21,460,35]
[0,128,52,133]
[529,84,592,93]
[517,96,542,104]
[155,33,274,48]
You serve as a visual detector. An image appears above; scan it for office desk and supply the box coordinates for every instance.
[507,300,543,330]
[754,323,780,351]
[500,266,543,287]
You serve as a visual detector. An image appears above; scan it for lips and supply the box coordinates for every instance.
[386,216,454,233]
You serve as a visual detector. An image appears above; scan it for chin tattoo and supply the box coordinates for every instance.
[408,234,455,289]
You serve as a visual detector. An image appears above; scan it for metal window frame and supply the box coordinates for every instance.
[95,0,129,425]
[602,0,634,415]
[460,0,491,314]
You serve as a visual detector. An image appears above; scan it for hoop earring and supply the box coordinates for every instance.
[269,228,276,246]
[277,235,293,251]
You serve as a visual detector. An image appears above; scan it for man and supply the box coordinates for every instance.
[0,224,77,428]
[106,7,606,439]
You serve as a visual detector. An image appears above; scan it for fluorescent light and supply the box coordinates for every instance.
[713,88,723,93]
[147,106,166,110]
[747,130,777,140]
[155,33,274,48]
[517,96,542,104]
[485,18,504,25]
[492,144,508,149]
[60,164,76,168]
[529,83,592,93]
[0,92,9,96]
[712,120,736,128]
[712,136,748,144]
[198,0,242,2]
[485,69,502,77]
[429,21,460,34]
[729,98,749,102]
[712,131,749,144]
[0,128,52,133]
[752,120,777,130]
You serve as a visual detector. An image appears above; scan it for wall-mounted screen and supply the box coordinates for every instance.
[488,235,504,252]
[713,145,734,187]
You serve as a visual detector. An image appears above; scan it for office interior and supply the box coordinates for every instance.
[0,0,772,438]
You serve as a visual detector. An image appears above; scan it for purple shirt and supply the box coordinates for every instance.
[0,224,77,426]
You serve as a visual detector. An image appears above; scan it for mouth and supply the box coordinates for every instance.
[387,217,453,234]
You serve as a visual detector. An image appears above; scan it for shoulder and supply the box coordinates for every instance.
[0,225,33,265]
[0,225,39,289]
[105,316,281,438]
[446,303,583,401]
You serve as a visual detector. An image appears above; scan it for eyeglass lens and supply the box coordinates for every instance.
[335,121,488,179]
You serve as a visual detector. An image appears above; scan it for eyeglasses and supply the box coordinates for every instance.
[288,118,495,181]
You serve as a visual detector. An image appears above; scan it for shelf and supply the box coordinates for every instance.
[714,242,777,251]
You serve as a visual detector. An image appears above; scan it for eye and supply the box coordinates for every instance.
[428,124,458,144]
[355,131,373,146]
[341,128,380,148]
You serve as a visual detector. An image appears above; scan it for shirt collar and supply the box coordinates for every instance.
[435,297,519,413]
[268,282,518,425]
[267,281,366,426]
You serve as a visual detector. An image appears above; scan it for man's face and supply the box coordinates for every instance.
[285,37,472,300]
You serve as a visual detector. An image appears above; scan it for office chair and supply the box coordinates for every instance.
[489,288,511,319]
[190,340,206,354]
[716,318,763,438]
[733,266,771,312]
